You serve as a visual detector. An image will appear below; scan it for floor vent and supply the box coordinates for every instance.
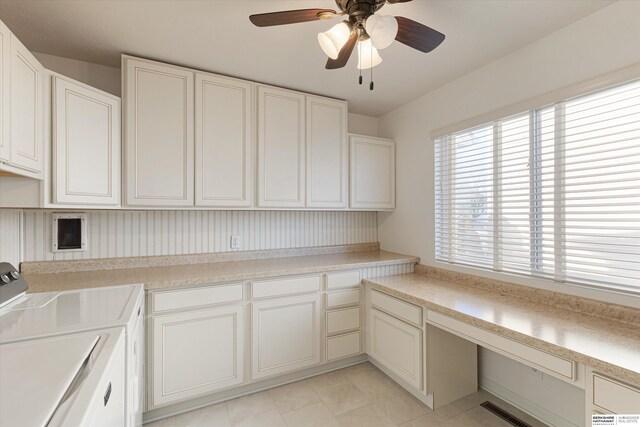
[480,401,532,427]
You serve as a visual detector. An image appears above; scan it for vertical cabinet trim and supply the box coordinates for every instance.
[195,73,253,207]
[257,86,306,207]
[306,96,348,208]
[124,57,194,206]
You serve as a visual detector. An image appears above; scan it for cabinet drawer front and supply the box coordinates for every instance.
[326,271,361,290]
[326,289,360,309]
[371,290,422,326]
[327,332,361,361]
[153,283,243,313]
[427,310,576,382]
[593,374,640,414]
[326,307,360,335]
[252,275,320,299]
[369,308,422,389]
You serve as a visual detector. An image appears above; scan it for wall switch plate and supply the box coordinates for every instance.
[230,235,241,250]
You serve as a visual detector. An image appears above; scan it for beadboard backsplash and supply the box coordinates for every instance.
[0,210,22,266]
[6,210,377,263]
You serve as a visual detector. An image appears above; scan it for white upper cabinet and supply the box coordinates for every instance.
[257,85,305,208]
[124,56,194,206]
[195,72,252,207]
[52,76,120,206]
[350,134,395,210]
[0,21,9,163]
[0,26,44,179]
[306,96,347,208]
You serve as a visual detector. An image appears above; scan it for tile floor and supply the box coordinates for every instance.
[145,362,546,427]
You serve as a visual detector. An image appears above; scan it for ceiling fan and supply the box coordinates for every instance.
[249,0,445,89]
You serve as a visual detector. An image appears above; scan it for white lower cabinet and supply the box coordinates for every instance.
[327,331,361,362]
[151,305,244,407]
[369,307,423,390]
[588,370,640,416]
[252,293,321,379]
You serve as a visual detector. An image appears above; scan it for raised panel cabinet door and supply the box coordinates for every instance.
[350,135,395,210]
[252,293,321,379]
[124,57,194,206]
[195,72,252,207]
[369,308,422,390]
[52,76,120,206]
[306,96,347,208]
[151,305,244,408]
[9,32,43,176]
[0,20,9,162]
[257,86,305,207]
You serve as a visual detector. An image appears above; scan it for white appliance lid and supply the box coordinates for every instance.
[0,284,142,343]
[0,333,99,427]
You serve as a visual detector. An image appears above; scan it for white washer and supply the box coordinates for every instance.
[1,327,126,427]
[0,263,145,427]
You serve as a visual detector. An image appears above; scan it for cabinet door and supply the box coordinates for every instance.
[252,293,321,379]
[306,96,347,208]
[195,73,252,207]
[151,305,244,407]
[369,308,422,390]
[350,135,395,210]
[257,86,305,207]
[52,76,120,206]
[9,33,43,175]
[0,20,9,162]
[124,57,194,206]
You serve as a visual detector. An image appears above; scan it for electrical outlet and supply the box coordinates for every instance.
[529,367,544,381]
[230,235,241,250]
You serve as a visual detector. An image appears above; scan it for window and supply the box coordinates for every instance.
[435,78,640,293]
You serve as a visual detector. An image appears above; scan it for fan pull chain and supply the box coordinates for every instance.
[358,41,363,85]
[369,41,374,90]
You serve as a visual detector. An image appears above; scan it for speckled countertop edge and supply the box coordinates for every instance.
[363,277,640,386]
[24,250,419,293]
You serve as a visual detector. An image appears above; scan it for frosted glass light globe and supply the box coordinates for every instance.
[357,39,382,69]
[318,22,351,59]
[365,14,398,49]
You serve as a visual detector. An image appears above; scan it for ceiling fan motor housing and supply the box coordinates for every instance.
[336,0,384,25]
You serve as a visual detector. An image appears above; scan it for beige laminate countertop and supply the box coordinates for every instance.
[24,250,418,293]
[364,273,640,386]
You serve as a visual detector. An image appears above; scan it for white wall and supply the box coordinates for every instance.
[34,53,380,136]
[479,350,585,427]
[34,52,121,96]
[378,0,640,305]
[377,2,640,425]
[348,113,378,136]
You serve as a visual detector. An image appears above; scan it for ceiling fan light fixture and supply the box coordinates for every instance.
[366,14,398,49]
[357,39,382,70]
[317,21,351,59]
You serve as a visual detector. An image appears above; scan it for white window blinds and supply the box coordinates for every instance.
[435,78,640,292]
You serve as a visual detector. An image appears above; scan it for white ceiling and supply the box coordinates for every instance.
[0,0,613,116]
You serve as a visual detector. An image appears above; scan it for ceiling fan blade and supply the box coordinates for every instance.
[325,31,358,69]
[249,9,336,27]
[386,0,413,3]
[394,16,445,53]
